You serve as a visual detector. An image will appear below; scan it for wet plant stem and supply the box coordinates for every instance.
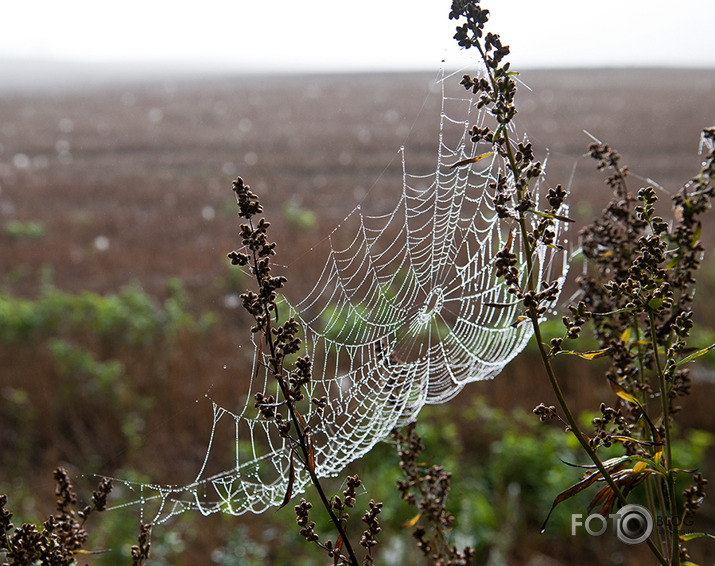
[632,308,674,556]
[528,308,624,488]
[645,476,667,553]
[248,239,359,566]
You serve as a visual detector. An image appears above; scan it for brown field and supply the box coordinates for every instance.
[2,64,715,564]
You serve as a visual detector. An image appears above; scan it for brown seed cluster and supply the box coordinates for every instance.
[1,468,113,566]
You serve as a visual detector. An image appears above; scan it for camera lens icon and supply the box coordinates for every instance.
[615,504,653,545]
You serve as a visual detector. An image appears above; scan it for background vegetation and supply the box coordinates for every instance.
[1,57,715,564]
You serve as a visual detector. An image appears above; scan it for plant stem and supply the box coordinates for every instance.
[490,90,668,564]
[529,314,623,491]
[484,77,628,512]
[529,312,668,565]
[469,7,676,563]
[648,311,681,566]
[249,243,359,566]
[634,312,672,554]
[644,475,667,554]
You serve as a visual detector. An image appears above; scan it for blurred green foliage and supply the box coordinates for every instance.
[198,395,711,565]
[283,201,317,230]
[0,273,217,484]
[0,276,214,344]
[1,271,711,564]
[3,219,47,240]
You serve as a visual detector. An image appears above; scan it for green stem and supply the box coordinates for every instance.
[530,314,668,565]
[486,58,622,504]
[645,475,667,554]
[472,27,669,565]
[530,316,624,489]
[481,56,668,565]
[648,312,680,566]
[634,313,672,554]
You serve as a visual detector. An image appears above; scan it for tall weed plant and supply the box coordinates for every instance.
[449,1,714,564]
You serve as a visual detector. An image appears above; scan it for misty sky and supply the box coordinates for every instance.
[2,1,714,72]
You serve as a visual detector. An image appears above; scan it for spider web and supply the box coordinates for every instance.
[114,70,569,523]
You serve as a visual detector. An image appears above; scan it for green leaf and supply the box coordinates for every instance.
[620,327,631,343]
[591,306,639,317]
[559,455,630,469]
[608,378,640,406]
[576,349,610,360]
[692,221,702,246]
[626,455,667,477]
[555,348,610,360]
[680,532,715,542]
[449,152,494,169]
[609,435,662,448]
[676,343,715,367]
[666,257,680,270]
[528,209,575,223]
